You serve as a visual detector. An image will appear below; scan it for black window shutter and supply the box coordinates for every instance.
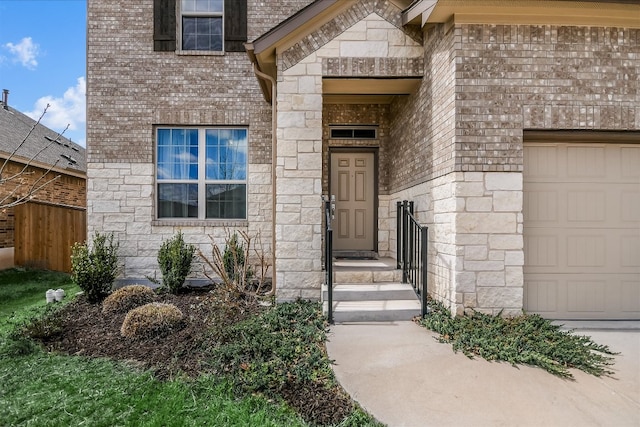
[154,0,176,51]
[224,0,247,52]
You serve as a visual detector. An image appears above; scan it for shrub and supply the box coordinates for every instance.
[102,285,156,315]
[71,232,119,304]
[420,301,617,378]
[158,232,195,294]
[223,232,249,282]
[121,303,184,339]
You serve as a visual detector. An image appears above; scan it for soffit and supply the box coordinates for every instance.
[322,77,421,104]
[404,0,640,28]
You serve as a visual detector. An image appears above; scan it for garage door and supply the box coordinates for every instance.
[524,141,640,320]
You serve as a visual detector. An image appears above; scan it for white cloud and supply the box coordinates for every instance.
[4,37,39,70]
[26,77,86,135]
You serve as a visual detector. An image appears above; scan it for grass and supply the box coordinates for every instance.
[0,353,307,427]
[0,269,380,426]
[0,268,80,334]
[419,301,617,378]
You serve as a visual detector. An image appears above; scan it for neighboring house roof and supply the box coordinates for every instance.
[0,102,86,178]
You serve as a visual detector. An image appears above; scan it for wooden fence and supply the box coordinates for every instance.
[15,201,87,273]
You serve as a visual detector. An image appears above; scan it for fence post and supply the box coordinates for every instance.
[421,226,428,318]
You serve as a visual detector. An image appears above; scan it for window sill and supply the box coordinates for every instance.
[176,50,225,56]
[152,219,249,227]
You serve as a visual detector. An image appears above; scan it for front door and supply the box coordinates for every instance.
[330,151,375,251]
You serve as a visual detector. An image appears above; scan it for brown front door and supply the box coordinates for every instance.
[330,151,375,251]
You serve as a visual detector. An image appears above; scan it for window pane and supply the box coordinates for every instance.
[182,0,222,12]
[156,128,198,179]
[206,128,247,180]
[182,17,222,51]
[158,183,198,218]
[206,184,246,219]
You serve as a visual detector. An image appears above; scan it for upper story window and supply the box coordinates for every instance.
[156,127,248,220]
[153,0,247,53]
[181,0,223,51]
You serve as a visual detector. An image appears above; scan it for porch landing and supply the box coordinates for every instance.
[323,257,421,323]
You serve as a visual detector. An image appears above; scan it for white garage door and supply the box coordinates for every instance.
[524,141,640,320]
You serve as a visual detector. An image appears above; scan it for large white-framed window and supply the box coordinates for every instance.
[180,0,224,51]
[156,127,247,220]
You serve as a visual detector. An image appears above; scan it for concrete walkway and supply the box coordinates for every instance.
[326,321,640,427]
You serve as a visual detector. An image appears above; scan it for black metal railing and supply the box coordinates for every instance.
[323,196,334,324]
[397,200,429,317]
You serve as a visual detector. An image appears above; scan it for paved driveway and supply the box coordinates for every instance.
[326,321,640,427]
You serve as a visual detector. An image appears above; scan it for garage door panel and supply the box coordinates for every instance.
[621,236,640,268]
[524,234,558,267]
[525,279,558,313]
[524,145,559,179]
[525,141,640,320]
[567,191,606,222]
[621,281,640,313]
[621,146,640,178]
[621,191,640,223]
[566,146,606,178]
[566,235,606,268]
[566,280,606,313]
[524,189,558,223]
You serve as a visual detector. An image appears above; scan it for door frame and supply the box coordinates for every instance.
[328,147,379,253]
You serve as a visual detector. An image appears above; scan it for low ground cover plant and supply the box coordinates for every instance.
[419,301,616,378]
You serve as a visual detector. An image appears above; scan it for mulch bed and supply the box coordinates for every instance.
[32,287,355,426]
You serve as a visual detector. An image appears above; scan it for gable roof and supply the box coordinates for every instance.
[0,103,86,178]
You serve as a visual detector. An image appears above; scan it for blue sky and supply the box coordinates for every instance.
[0,0,86,146]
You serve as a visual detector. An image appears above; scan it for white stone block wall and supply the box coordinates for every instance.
[275,11,422,299]
[385,171,523,316]
[88,162,272,283]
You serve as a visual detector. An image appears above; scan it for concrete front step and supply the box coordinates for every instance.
[329,299,422,322]
[334,269,403,284]
[323,282,418,301]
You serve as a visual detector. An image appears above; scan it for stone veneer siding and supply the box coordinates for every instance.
[275,1,424,300]
[87,0,311,280]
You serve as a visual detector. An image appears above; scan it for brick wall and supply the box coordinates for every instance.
[388,24,457,192]
[455,24,638,172]
[86,0,312,279]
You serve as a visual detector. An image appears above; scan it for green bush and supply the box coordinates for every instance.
[223,232,251,283]
[71,232,119,304]
[102,285,156,314]
[158,232,195,294]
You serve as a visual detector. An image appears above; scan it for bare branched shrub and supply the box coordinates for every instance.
[198,229,273,301]
[1,104,67,209]
[102,285,156,315]
[120,303,184,339]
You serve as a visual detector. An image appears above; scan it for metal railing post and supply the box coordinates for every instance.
[421,226,428,318]
[396,201,402,269]
[402,200,409,283]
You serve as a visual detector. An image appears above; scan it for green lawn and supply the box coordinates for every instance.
[0,354,307,427]
[0,268,80,334]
